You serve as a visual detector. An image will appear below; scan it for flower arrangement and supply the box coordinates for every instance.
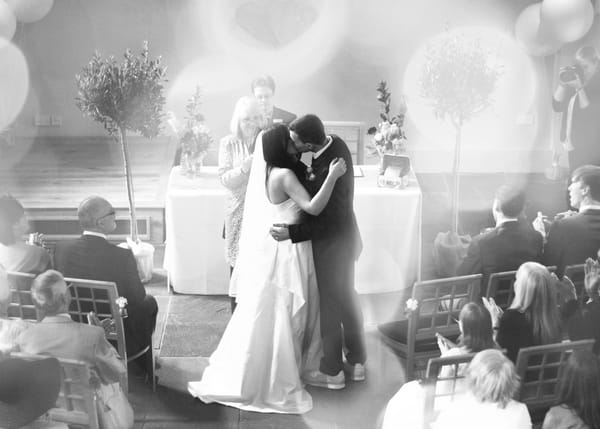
[168,86,213,176]
[367,81,408,157]
[405,298,419,312]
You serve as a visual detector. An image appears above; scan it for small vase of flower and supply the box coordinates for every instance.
[168,86,213,178]
[367,81,409,188]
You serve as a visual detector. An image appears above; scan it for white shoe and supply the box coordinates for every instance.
[343,362,366,381]
[304,370,345,390]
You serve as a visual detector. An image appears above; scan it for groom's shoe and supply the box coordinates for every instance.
[343,362,366,381]
[304,370,345,390]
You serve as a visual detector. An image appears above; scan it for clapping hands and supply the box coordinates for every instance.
[584,257,600,299]
[551,272,577,303]
[482,296,503,330]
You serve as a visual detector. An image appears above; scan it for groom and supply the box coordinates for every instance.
[270,114,366,389]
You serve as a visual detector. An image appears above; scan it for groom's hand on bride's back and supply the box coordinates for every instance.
[270,224,290,241]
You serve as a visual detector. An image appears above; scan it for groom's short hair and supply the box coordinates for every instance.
[289,114,326,145]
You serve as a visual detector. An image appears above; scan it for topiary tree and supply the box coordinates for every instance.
[76,41,167,242]
[420,31,501,236]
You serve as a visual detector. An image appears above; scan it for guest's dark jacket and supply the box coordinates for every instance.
[496,310,534,363]
[567,300,600,354]
[54,235,157,356]
[543,209,600,277]
[457,220,543,291]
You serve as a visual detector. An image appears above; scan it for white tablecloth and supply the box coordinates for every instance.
[164,165,422,294]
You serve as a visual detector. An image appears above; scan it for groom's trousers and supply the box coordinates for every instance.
[312,238,366,376]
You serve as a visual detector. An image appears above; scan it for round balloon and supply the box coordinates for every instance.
[0,0,16,44]
[0,41,29,130]
[541,0,594,43]
[515,2,562,56]
[6,0,53,23]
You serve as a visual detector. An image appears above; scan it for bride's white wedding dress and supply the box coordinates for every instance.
[188,198,322,414]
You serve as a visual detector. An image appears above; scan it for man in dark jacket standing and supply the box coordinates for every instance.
[271,114,366,389]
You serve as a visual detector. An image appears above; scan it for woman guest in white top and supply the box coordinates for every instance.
[381,303,498,429]
[217,97,262,312]
[0,194,51,275]
[432,349,531,429]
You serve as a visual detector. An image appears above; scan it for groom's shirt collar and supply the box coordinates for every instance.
[313,136,333,159]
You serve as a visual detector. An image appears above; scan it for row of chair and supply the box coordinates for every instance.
[5,270,156,393]
[421,339,595,426]
[379,263,588,381]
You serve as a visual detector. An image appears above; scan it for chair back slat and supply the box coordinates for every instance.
[65,277,126,360]
[6,271,39,321]
[11,352,99,429]
[486,266,557,311]
[410,274,481,342]
[515,339,595,411]
[563,264,587,304]
[422,352,477,427]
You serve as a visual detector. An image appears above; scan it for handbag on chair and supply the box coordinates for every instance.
[96,382,134,429]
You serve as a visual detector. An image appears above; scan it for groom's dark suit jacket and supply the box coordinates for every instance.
[288,137,361,258]
[54,235,158,356]
[288,135,365,374]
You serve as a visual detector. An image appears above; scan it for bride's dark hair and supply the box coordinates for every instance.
[262,124,297,186]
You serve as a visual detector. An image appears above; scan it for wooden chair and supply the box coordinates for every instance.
[378,274,481,380]
[422,352,476,428]
[65,276,156,393]
[515,339,595,421]
[563,264,587,303]
[486,266,556,311]
[5,272,154,392]
[5,271,39,321]
[12,352,100,429]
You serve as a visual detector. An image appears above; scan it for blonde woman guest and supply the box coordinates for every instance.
[432,349,531,429]
[0,195,51,274]
[484,261,562,362]
[218,97,262,310]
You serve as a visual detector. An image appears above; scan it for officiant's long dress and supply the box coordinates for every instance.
[188,198,322,414]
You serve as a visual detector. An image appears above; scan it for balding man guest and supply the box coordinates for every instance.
[53,196,158,373]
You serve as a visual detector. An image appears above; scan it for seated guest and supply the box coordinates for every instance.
[0,354,61,429]
[15,270,126,385]
[543,165,600,277]
[542,350,600,429]
[381,303,497,429]
[432,349,531,428]
[251,75,297,129]
[457,184,543,294]
[567,258,600,354]
[484,262,562,363]
[0,194,51,274]
[53,196,158,368]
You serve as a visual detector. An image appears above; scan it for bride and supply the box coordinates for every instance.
[188,124,346,414]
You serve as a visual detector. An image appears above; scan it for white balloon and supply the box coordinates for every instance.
[542,0,595,43]
[515,2,562,56]
[0,42,29,130]
[5,0,53,23]
[0,0,16,43]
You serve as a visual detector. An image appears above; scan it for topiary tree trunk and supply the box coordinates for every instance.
[76,41,166,242]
